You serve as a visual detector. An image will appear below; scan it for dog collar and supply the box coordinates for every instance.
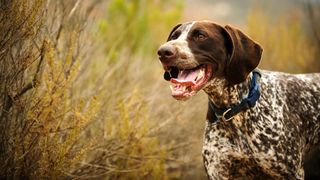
[208,70,261,123]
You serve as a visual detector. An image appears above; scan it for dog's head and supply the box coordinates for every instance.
[157,21,263,100]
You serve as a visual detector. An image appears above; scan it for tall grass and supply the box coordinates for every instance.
[0,0,193,179]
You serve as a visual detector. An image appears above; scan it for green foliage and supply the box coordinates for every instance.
[99,0,183,58]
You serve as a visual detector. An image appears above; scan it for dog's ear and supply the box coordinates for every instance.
[167,24,181,41]
[223,25,263,85]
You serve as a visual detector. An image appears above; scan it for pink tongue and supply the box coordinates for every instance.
[170,68,200,85]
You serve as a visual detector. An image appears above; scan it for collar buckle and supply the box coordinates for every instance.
[215,108,234,122]
[222,108,234,121]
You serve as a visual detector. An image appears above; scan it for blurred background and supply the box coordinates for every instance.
[0,0,319,179]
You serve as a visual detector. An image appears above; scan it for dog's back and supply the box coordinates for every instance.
[262,71,320,180]
[260,71,320,149]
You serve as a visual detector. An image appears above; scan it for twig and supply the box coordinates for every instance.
[3,40,47,112]
[68,0,81,20]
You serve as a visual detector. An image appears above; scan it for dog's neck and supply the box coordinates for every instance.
[203,74,251,108]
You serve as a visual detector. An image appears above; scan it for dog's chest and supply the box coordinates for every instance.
[202,115,304,179]
[202,71,320,179]
[202,117,279,167]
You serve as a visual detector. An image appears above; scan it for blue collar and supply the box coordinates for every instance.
[207,70,261,123]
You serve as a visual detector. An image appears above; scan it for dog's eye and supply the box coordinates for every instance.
[192,30,207,41]
[195,33,207,41]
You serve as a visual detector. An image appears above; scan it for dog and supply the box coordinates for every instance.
[157,20,320,179]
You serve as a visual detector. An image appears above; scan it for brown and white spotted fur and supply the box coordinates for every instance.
[157,20,320,179]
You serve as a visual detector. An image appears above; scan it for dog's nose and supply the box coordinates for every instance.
[157,45,176,62]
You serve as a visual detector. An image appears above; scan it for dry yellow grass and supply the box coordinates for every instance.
[247,8,317,73]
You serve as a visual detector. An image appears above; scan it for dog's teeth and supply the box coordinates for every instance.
[179,70,183,76]
[197,69,204,80]
[170,84,187,92]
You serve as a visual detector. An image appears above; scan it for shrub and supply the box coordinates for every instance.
[0,0,185,179]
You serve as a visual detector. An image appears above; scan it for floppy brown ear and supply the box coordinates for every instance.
[223,25,263,85]
[167,24,181,41]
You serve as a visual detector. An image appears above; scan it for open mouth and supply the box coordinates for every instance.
[163,64,213,100]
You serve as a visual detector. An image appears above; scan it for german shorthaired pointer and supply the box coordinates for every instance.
[157,20,320,179]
